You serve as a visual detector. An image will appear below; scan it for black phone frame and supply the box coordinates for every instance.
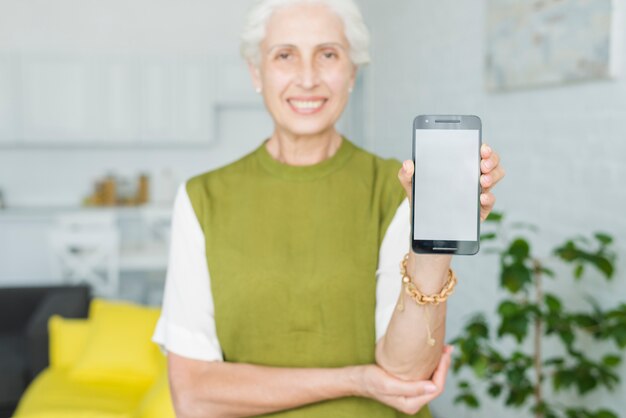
[410,115,482,255]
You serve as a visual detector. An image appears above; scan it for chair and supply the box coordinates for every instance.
[48,212,120,298]
[140,207,172,246]
[118,207,171,305]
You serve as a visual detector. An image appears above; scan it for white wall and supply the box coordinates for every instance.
[361,0,626,416]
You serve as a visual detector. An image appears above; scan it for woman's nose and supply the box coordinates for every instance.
[297,61,319,89]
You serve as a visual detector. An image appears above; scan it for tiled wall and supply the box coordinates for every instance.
[360,0,626,416]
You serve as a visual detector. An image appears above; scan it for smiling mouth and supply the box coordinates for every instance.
[287,99,327,114]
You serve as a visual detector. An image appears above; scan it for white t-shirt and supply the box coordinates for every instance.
[152,183,410,362]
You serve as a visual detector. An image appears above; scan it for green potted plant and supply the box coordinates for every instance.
[452,213,626,418]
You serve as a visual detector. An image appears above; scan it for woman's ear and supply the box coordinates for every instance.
[247,61,262,93]
[349,64,358,93]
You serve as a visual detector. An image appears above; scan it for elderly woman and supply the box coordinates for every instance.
[152,0,504,417]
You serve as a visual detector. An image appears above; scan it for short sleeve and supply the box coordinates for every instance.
[152,182,224,362]
[375,198,410,342]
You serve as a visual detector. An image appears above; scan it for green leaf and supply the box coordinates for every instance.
[576,374,597,394]
[458,380,470,389]
[559,329,575,348]
[602,355,621,367]
[614,326,626,348]
[553,369,576,391]
[498,316,530,343]
[594,232,613,245]
[480,232,497,241]
[589,255,614,278]
[574,264,585,279]
[472,356,488,378]
[467,320,489,339]
[488,383,502,397]
[454,393,480,408]
[501,262,532,293]
[555,241,578,261]
[593,409,619,418]
[504,382,533,406]
[498,300,518,317]
[508,238,530,261]
[571,313,597,329]
[543,357,565,366]
[485,211,503,222]
[545,294,562,313]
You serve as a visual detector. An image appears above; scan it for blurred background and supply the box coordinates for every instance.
[0,0,624,417]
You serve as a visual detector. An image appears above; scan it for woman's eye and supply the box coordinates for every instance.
[277,52,291,60]
[322,51,337,59]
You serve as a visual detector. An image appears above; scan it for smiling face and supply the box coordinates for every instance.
[250,2,356,139]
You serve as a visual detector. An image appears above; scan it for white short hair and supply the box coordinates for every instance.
[240,0,370,67]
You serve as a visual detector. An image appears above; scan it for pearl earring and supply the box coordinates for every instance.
[348,87,353,93]
[256,87,262,94]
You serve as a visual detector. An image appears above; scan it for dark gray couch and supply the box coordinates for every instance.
[0,284,91,418]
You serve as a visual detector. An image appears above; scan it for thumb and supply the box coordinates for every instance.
[397,160,414,201]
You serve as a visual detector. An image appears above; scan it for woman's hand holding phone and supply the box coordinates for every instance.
[398,143,504,222]
[478,144,504,221]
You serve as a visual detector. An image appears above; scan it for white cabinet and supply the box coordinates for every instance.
[21,55,98,143]
[173,57,216,144]
[0,53,261,147]
[99,57,141,143]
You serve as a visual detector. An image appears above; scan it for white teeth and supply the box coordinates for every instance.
[290,100,324,109]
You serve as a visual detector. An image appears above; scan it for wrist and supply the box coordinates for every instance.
[343,365,365,398]
[408,253,452,293]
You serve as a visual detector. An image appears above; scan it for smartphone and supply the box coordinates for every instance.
[411,115,481,255]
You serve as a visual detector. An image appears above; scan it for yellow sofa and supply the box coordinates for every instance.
[13,299,175,418]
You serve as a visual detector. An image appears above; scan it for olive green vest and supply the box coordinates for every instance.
[187,139,431,418]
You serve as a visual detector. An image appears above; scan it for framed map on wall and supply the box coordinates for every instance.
[485,0,621,91]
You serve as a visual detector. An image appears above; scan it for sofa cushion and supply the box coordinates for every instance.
[0,335,27,405]
[70,299,161,386]
[133,367,175,418]
[25,287,91,378]
[48,316,90,370]
[14,369,143,417]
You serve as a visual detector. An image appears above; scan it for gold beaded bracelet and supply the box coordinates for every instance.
[397,253,458,311]
[396,253,458,347]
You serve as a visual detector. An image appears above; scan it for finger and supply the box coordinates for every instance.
[481,149,500,174]
[381,348,453,415]
[480,192,496,222]
[380,375,439,397]
[408,346,453,405]
[480,173,492,190]
[393,394,431,415]
[480,192,496,210]
[480,165,505,193]
[431,345,453,390]
[397,160,414,201]
[490,165,506,188]
[480,143,492,160]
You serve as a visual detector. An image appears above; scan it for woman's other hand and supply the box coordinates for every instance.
[398,143,505,221]
[352,345,453,415]
[478,143,504,221]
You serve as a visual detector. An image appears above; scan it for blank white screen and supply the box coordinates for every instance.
[413,129,479,241]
